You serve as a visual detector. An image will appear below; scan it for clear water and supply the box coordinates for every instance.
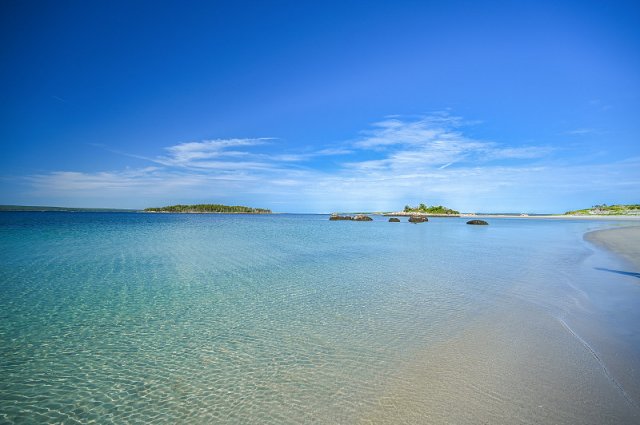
[1,213,639,424]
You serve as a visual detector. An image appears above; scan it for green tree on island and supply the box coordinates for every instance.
[144,204,271,213]
[403,203,460,215]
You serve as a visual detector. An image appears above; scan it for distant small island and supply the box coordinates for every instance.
[383,203,460,217]
[404,203,460,215]
[565,204,640,216]
[144,204,272,214]
[0,205,135,212]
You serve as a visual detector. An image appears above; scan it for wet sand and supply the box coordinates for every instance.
[359,301,640,424]
[585,226,640,270]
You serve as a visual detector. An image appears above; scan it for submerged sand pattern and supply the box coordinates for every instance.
[1,213,639,423]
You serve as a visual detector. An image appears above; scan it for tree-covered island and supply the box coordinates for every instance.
[381,203,460,217]
[403,203,460,215]
[144,204,271,214]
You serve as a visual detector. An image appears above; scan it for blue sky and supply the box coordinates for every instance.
[1,0,639,212]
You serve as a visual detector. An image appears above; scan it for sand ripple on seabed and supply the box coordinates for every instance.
[357,302,640,425]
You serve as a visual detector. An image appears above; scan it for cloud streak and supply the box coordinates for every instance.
[17,114,638,212]
[347,115,553,173]
[155,138,270,169]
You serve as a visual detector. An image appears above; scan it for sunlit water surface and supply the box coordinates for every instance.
[1,213,639,423]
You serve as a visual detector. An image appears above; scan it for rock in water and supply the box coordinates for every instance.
[329,214,352,221]
[408,216,428,223]
[329,214,373,221]
[388,217,400,222]
[466,219,489,225]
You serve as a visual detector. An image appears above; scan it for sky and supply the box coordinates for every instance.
[1,0,639,213]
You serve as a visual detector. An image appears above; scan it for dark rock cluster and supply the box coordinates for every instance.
[466,219,489,225]
[408,216,428,223]
[329,214,373,221]
[329,214,490,226]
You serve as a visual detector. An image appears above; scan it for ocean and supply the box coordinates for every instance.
[1,212,639,424]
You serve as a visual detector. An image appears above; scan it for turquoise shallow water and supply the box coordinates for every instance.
[1,213,639,423]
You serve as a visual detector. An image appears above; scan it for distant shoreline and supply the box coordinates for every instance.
[2,205,640,218]
[381,211,640,219]
[468,214,640,220]
[0,205,136,213]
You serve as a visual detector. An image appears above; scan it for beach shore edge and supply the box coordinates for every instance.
[584,226,640,270]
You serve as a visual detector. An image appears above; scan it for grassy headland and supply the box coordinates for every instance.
[565,204,640,216]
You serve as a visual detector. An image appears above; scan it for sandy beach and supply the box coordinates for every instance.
[585,226,640,270]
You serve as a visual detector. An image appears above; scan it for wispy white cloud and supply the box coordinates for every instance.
[347,115,552,172]
[18,114,638,212]
[148,137,353,170]
[564,128,595,135]
[155,138,270,168]
[353,115,462,149]
[315,147,354,155]
[482,146,554,160]
[588,99,613,111]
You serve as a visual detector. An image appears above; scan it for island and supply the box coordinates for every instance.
[384,203,460,217]
[564,204,640,216]
[0,205,136,212]
[143,204,272,214]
